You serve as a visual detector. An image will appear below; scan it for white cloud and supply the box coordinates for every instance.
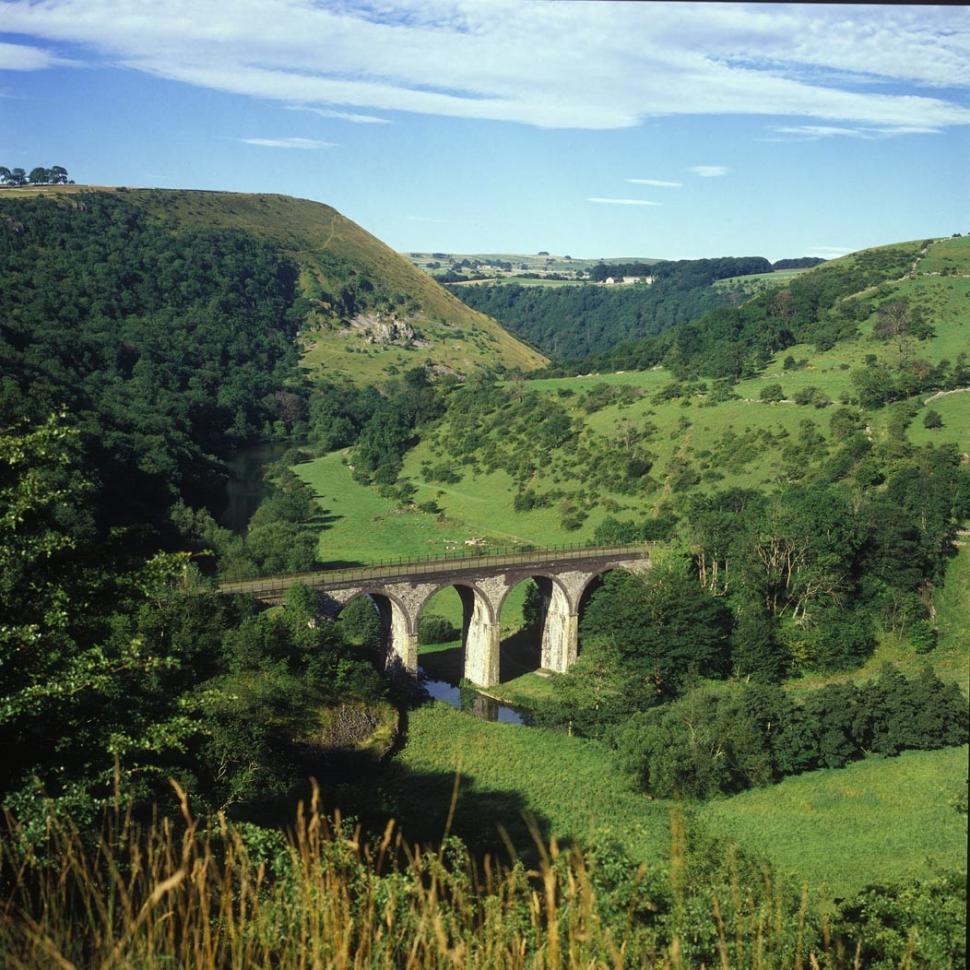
[0,40,69,71]
[285,105,390,124]
[239,136,336,149]
[1,2,969,131]
[627,178,682,188]
[588,197,662,206]
[689,165,729,177]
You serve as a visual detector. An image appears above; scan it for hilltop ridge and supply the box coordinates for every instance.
[0,185,547,383]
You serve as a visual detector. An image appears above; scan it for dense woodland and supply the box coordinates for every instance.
[451,256,771,359]
[545,243,931,377]
[1,192,967,966]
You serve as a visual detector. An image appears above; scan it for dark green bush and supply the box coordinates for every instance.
[418,614,459,644]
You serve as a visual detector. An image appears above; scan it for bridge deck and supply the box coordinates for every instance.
[217,542,650,601]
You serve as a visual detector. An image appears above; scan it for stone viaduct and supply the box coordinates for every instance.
[218,544,650,687]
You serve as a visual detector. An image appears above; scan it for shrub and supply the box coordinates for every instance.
[910,618,937,654]
[418,614,459,644]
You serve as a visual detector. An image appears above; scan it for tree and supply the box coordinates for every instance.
[731,605,788,682]
[922,409,943,429]
[28,167,51,184]
[580,564,733,699]
[874,299,911,352]
[759,383,784,403]
[802,683,860,767]
[737,485,864,623]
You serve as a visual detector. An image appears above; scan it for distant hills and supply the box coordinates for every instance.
[0,185,546,383]
[304,231,969,555]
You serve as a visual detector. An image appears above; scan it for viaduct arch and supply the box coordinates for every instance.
[219,544,651,688]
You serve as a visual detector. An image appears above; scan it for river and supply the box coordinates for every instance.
[217,440,295,534]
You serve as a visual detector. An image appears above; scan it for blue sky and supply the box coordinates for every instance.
[1,1,968,261]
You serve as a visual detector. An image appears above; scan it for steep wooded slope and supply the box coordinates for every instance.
[0,185,547,382]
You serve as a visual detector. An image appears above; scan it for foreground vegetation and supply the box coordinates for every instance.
[1,788,964,969]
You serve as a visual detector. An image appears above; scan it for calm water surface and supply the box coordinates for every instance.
[218,440,295,534]
[419,668,533,726]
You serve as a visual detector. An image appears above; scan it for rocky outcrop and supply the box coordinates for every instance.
[349,312,426,346]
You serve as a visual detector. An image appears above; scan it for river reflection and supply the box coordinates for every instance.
[418,669,533,726]
[217,440,296,534]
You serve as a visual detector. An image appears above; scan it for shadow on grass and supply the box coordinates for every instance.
[234,732,557,864]
[307,510,341,530]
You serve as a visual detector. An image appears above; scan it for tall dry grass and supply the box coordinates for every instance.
[0,779,864,969]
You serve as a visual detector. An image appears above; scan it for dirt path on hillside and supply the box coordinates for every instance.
[923,386,970,405]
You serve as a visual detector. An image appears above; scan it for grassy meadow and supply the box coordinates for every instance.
[380,703,673,861]
[699,745,968,897]
[713,266,812,293]
[374,702,967,900]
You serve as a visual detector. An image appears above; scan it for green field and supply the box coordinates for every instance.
[383,702,675,861]
[293,450,522,564]
[699,745,968,896]
[713,266,812,293]
[909,390,970,448]
[451,276,588,288]
[380,704,966,898]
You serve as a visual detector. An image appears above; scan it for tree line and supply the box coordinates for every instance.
[0,164,71,185]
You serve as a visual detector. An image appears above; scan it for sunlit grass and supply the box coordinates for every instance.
[699,746,968,898]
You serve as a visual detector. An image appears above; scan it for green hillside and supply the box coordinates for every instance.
[298,234,969,555]
[295,234,969,673]
[2,185,547,383]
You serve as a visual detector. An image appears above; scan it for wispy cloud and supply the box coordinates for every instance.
[588,197,662,207]
[762,124,942,142]
[239,136,336,149]
[2,2,969,131]
[285,105,390,124]
[689,165,729,177]
[627,178,682,188]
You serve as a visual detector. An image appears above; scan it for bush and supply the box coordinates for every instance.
[759,383,784,402]
[910,618,937,654]
[801,608,875,672]
[832,871,967,970]
[418,614,459,644]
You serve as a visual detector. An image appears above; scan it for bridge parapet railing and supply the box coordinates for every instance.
[217,541,651,600]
